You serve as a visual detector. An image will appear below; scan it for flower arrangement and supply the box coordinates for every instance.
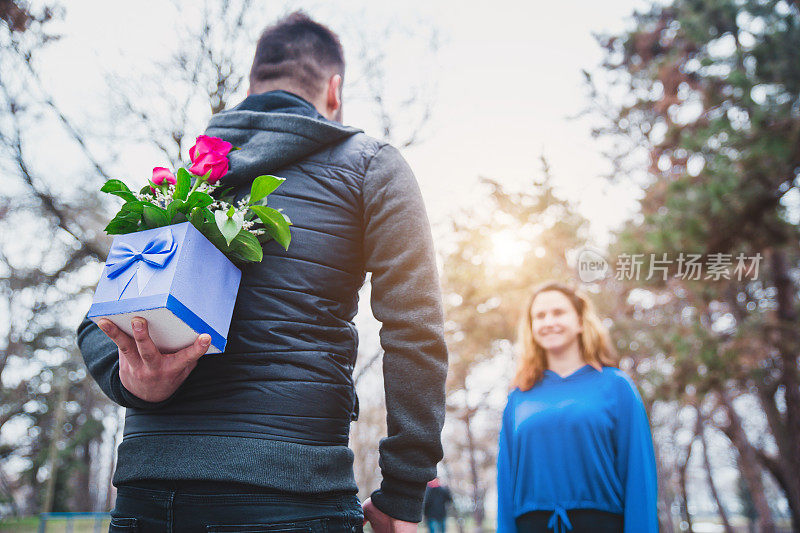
[99,135,291,263]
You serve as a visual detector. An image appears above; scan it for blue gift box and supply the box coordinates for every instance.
[87,221,241,355]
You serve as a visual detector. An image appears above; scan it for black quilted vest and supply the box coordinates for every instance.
[121,92,376,446]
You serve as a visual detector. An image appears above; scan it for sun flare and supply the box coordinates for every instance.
[490,231,529,266]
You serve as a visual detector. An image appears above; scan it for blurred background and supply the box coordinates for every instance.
[0,0,798,531]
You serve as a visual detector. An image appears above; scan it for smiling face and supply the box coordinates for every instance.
[530,290,583,355]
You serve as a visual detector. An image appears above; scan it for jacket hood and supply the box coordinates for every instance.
[205,91,362,189]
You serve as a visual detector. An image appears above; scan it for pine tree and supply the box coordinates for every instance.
[590,0,800,529]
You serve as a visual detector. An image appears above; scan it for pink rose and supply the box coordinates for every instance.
[152,167,177,186]
[189,151,229,185]
[189,135,232,162]
[188,135,232,185]
[150,167,176,193]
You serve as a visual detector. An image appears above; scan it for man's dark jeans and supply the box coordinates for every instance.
[109,482,364,533]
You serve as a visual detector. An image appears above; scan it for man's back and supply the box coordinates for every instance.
[78,90,448,522]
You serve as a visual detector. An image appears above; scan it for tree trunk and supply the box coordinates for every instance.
[72,381,96,511]
[718,393,775,533]
[462,410,484,533]
[41,375,69,513]
[755,388,800,530]
[654,442,675,533]
[0,467,20,516]
[677,434,695,533]
[105,411,122,511]
[440,459,465,533]
[697,416,733,533]
[760,457,800,533]
[769,249,800,530]
[72,438,92,511]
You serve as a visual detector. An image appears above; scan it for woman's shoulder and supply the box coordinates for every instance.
[600,365,632,382]
[601,366,644,403]
[501,387,522,424]
[506,386,522,403]
[504,385,534,409]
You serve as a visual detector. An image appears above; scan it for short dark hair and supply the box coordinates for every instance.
[249,11,344,101]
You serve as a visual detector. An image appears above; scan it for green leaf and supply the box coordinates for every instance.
[142,204,169,228]
[215,210,242,246]
[187,206,263,263]
[175,168,192,200]
[226,205,236,217]
[250,205,292,250]
[120,201,147,214]
[104,211,140,235]
[215,186,235,198]
[167,199,187,222]
[111,191,138,202]
[102,179,138,202]
[196,224,225,248]
[249,175,285,205]
[228,230,263,262]
[190,206,207,229]
[200,207,215,223]
[195,206,215,224]
[186,191,214,210]
[101,179,132,194]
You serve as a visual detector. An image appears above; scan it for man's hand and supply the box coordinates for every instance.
[361,498,417,533]
[97,317,211,403]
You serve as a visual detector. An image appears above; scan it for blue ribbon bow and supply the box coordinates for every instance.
[105,228,177,299]
[547,505,572,533]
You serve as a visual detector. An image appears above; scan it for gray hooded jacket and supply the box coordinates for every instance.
[77,91,448,522]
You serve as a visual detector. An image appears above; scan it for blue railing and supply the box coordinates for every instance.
[38,512,110,533]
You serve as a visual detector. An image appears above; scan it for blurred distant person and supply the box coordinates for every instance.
[423,478,452,533]
[496,281,658,533]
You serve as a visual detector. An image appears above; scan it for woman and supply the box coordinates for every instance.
[496,282,658,533]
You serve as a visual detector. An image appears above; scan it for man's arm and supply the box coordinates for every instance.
[362,144,448,523]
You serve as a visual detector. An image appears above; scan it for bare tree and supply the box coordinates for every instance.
[2,0,442,511]
[0,1,120,512]
[338,12,440,148]
[697,410,734,533]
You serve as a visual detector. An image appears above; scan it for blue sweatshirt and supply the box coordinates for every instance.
[496,365,658,533]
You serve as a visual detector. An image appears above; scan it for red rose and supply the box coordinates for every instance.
[188,135,232,184]
[189,135,232,161]
[189,151,229,185]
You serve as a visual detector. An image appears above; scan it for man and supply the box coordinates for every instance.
[78,12,447,533]
[423,478,453,533]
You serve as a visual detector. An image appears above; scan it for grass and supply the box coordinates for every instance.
[0,517,111,533]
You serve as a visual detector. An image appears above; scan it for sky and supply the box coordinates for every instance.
[39,0,650,247]
[396,0,647,236]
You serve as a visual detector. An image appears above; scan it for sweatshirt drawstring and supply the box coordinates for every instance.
[547,505,572,533]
